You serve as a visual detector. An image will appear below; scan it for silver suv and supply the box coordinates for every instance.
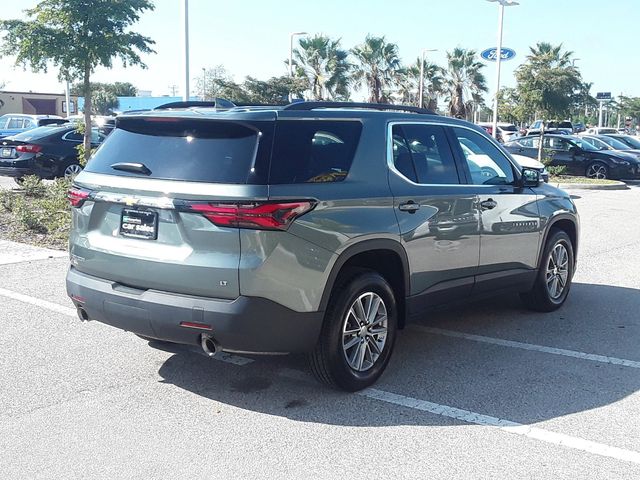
[66,102,579,391]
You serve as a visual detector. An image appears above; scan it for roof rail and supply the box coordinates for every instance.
[282,101,436,115]
[154,98,236,110]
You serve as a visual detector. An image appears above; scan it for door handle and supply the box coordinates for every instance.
[480,199,497,210]
[399,201,420,213]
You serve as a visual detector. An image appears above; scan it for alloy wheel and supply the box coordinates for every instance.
[342,292,388,372]
[586,164,607,179]
[64,164,83,179]
[546,243,569,300]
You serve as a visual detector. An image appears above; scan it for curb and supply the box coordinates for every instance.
[552,181,629,191]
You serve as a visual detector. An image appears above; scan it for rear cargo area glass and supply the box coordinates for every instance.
[84,118,272,184]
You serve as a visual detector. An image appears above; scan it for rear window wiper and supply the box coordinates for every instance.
[110,162,151,175]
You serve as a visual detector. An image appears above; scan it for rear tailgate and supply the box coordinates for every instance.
[69,114,274,299]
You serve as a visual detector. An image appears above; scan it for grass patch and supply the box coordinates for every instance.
[549,175,620,185]
[0,176,71,250]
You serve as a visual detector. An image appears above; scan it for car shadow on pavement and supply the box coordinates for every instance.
[156,282,640,427]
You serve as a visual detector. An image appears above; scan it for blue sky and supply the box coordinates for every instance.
[1,0,638,102]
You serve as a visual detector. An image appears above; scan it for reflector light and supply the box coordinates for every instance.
[67,187,91,208]
[180,321,213,330]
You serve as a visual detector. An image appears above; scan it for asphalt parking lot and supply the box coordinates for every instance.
[1,184,639,479]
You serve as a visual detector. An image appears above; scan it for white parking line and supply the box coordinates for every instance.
[413,326,640,369]
[360,388,640,465]
[0,287,253,366]
[277,368,640,465]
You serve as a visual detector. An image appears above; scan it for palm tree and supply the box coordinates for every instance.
[527,42,574,69]
[444,48,487,119]
[398,58,445,109]
[292,35,351,101]
[351,36,402,103]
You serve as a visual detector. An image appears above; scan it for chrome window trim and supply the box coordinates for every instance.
[386,120,521,187]
[61,131,82,143]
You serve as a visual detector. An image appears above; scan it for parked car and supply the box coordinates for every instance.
[580,127,618,136]
[66,101,579,391]
[573,122,586,133]
[605,134,640,150]
[0,124,106,183]
[579,135,640,163]
[504,134,640,180]
[66,114,116,136]
[527,120,573,136]
[0,113,67,139]
[477,122,519,143]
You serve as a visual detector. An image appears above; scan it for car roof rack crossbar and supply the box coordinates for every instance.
[282,101,436,115]
[154,98,236,110]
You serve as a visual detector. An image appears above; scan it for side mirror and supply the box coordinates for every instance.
[521,167,541,187]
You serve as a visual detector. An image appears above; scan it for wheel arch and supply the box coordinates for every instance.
[319,239,410,328]
[540,215,578,268]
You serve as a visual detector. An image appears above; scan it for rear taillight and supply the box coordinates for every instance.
[67,186,92,208]
[16,144,43,153]
[186,201,316,230]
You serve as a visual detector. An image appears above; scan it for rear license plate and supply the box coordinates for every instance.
[1,148,11,158]
[120,208,158,240]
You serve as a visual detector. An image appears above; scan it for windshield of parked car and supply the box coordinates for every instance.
[595,136,632,150]
[613,135,640,149]
[570,137,599,151]
[500,125,518,132]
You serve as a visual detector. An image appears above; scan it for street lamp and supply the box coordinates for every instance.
[418,49,438,109]
[201,67,206,101]
[487,0,518,139]
[289,32,308,77]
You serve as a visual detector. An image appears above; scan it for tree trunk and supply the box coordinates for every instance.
[537,120,545,164]
[83,64,92,164]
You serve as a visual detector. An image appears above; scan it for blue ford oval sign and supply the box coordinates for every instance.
[481,47,516,61]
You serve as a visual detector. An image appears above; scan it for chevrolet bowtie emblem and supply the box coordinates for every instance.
[123,197,139,206]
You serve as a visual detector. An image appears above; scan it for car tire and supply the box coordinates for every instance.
[60,162,83,180]
[13,177,25,187]
[520,229,574,312]
[585,162,609,180]
[309,268,397,391]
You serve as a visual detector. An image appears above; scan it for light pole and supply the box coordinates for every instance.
[289,32,307,102]
[487,0,518,139]
[289,32,308,77]
[201,67,206,101]
[182,0,190,101]
[418,49,438,108]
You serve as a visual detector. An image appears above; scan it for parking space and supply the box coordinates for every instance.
[1,185,639,478]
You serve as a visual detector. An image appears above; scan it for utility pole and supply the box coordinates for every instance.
[182,0,190,101]
[418,49,437,108]
[64,80,71,118]
[487,0,519,139]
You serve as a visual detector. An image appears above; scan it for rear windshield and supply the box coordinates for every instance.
[500,125,518,132]
[84,118,273,184]
[269,120,362,184]
[9,125,69,141]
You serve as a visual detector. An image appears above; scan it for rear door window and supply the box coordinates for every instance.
[391,124,460,185]
[269,120,362,184]
[84,118,274,184]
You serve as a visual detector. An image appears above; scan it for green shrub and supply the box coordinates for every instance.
[547,165,567,177]
[0,189,16,211]
[20,175,47,197]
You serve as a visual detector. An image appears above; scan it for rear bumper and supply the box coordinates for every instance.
[66,267,324,354]
[0,166,36,178]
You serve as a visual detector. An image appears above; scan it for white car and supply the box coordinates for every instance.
[459,140,549,182]
[580,127,618,136]
[478,122,519,143]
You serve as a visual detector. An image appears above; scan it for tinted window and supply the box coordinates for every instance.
[10,126,68,141]
[85,118,273,184]
[543,137,570,150]
[391,124,459,184]
[7,118,24,129]
[269,120,362,184]
[453,127,515,186]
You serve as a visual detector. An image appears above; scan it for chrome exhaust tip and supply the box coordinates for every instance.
[201,334,219,357]
[77,307,89,322]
